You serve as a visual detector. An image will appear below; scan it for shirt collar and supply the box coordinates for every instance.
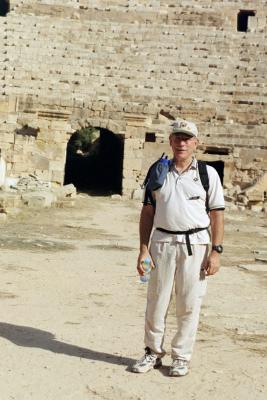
[170,157,197,172]
[191,157,197,170]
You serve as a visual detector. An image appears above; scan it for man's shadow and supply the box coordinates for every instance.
[0,322,134,368]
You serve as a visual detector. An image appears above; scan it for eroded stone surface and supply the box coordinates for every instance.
[0,1,266,207]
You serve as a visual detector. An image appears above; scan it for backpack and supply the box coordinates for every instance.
[142,153,170,206]
[142,157,210,212]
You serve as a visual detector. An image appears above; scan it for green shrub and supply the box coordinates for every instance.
[68,127,99,155]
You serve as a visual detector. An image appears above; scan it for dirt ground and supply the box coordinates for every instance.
[0,194,266,400]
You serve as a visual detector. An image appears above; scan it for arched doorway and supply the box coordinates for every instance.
[64,127,124,195]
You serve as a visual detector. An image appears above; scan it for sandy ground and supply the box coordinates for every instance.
[0,194,266,400]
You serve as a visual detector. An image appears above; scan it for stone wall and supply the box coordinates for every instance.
[0,0,266,206]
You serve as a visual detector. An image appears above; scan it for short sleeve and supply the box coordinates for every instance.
[207,166,225,210]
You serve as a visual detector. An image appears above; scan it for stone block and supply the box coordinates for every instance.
[33,169,51,181]
[60,98,74,107]
[49,160,64,170]
[11,162,30,174]
[106,119,124,133]
[55,199,75,208]
[0,101,9,113]
[123,158,142,171]
[31,154,50,170]
[122,178,139,191]
[237,194,249,205]
[123,169,135,179]
[124,138,144,151]
[52,184,76,199]
[247,192,264,202]
[0,192,22,208]
[250,203,264,212]
[51,170,64,184]
[125,127,145,139]
[21,191,56,208]
[1,133,15,144]
[110,194,122,200]
[7,114,18,124]
[49,120,69,131]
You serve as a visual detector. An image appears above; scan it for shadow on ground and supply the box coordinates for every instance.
[0,322,134,367]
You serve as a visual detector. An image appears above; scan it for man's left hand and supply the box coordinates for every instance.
[204,251,221,276]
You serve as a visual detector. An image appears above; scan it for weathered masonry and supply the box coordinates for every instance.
[0,1,266,208]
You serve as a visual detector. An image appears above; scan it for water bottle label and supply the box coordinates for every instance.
[140,258,151,283]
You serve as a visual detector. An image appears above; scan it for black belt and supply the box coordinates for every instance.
[156,227,208,256]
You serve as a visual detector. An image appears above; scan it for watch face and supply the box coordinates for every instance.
[213,245,223,253]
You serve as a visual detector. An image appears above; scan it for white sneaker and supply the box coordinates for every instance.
[131,347,162,373]
[169,358,189,377]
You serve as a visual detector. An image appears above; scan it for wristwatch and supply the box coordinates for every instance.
[212,245,223,254]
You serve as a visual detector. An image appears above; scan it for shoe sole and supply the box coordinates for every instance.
[169,370,189,377]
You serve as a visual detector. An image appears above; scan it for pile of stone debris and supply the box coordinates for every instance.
[224,173,267,213]
[13,174,51,192]
[0,174,76,222]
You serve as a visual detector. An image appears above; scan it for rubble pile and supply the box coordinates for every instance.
[223,172,267,212]
[0,175,77,222]
[14,174,51,192]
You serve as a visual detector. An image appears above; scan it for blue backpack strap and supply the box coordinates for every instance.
[198,160,210,213]
[142,153,168,208]
[143,187,156,208]
[147,157,170,192]
[141,153,165,189]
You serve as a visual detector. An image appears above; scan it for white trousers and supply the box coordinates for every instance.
[145,241,208,361]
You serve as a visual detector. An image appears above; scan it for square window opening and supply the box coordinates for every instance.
[237,10,256,32]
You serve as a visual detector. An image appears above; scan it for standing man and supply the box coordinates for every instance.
[131,119,224,377]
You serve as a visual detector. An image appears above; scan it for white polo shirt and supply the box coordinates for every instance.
[146,158,225,244]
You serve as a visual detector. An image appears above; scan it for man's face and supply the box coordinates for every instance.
[169,133,198,162]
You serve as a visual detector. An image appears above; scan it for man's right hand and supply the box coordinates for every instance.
[137,204,155,276]
[137,252,155,276]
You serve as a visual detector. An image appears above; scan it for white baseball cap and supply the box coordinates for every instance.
[171,119,198,137]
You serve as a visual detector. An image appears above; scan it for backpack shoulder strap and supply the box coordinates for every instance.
[198,160,210,213]
[141,153,165,189]
[142,153,166,208]
[143,188,156,208]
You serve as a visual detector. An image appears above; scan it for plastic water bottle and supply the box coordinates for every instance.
[140,257,152,283]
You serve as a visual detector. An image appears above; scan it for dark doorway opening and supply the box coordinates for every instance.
[64,127,124,195]
[237,10,256,32]
[0,0,10,16]
[205,160,224,185]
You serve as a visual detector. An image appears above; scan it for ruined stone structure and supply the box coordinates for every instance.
[0,1,266,208]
